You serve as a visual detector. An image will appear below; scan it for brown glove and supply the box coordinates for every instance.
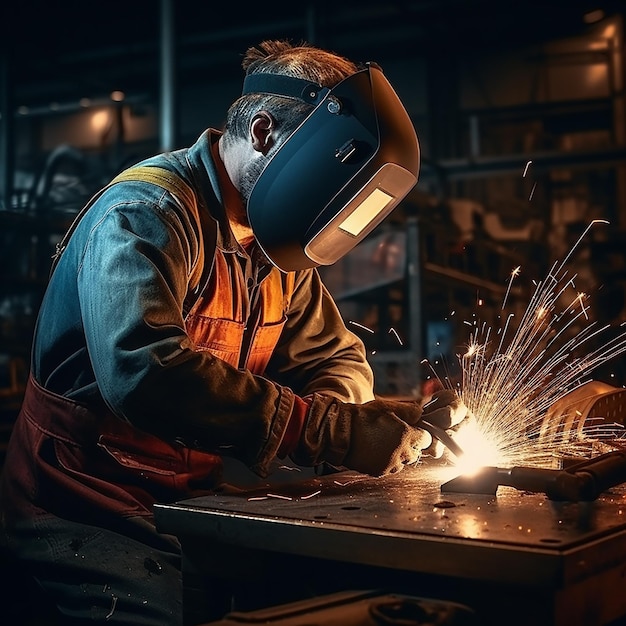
[419,388,468,458]
[291,395,436,477]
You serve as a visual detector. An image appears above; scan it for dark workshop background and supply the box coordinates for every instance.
[1,0,626,467]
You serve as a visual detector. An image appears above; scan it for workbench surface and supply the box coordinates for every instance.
[154,460,626,625]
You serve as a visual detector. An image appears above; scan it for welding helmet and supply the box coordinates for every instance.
[243,62,420,272]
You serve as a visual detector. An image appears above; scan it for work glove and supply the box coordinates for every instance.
[291,389,467,477]
[420,388,468,458]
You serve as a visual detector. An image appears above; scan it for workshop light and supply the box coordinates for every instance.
[583,9,605,24]
[91,110,109,132]
[110,90,125,102]
[601,23,616,38]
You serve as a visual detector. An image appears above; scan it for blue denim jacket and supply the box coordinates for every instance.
[30,129,374,474]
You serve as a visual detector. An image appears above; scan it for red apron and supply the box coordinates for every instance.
[2,248,295,523]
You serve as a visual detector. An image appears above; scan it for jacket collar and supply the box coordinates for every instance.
[185,129,241,254]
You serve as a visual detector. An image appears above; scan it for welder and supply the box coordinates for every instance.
[0,40,467,624]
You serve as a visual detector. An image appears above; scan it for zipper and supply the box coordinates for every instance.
[238,257,272,370]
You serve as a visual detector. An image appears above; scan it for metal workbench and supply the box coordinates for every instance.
[154,461,626,625]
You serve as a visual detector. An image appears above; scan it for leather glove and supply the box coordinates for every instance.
[420,388,468,458]
[291,390,466,477]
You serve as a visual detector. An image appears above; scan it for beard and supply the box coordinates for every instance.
[229,155,268,228]
[238,155,267,204]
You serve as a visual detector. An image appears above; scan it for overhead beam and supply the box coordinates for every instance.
[160,0,177,152]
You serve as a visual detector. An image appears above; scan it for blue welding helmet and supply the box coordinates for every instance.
[243,63,420,272]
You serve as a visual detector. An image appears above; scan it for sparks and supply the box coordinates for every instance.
[348,320,375,333]
[576,292,589,320]
[300,490,321,500]
[105,595,118,620]
[523,160,532,177]
[388,327,404,345]
[266,493,293,500]
[502,266,521,310]
[442,220,626,473]
[463,342,480,359]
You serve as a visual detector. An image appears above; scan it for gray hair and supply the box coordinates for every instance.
[222,40,359,147]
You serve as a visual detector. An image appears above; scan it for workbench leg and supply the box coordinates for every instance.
[181,553,234,626]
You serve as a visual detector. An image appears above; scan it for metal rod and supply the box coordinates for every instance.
[0,52,14,210]
[406,216,422,359]
[160,0,176,152]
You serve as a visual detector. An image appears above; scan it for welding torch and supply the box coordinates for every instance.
[442,449,626,501]
[420,419,465,458]
[414,389,467,459]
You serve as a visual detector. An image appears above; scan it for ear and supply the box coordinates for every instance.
[250,111,275,155]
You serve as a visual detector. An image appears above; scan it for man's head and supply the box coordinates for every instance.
[221,39,419,271]
[222,40,359,203]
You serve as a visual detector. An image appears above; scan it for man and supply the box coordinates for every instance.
[0,40,466,624]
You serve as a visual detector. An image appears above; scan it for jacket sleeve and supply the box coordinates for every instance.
[74,190,293,476]
[264,269,375,404]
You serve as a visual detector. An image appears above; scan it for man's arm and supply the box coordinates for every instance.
[71,191,293,474]
[265,268,375,403]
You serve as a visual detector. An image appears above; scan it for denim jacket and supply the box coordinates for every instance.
[30,129,374,475]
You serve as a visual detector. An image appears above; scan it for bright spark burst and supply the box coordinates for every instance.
[445,220,626,472]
